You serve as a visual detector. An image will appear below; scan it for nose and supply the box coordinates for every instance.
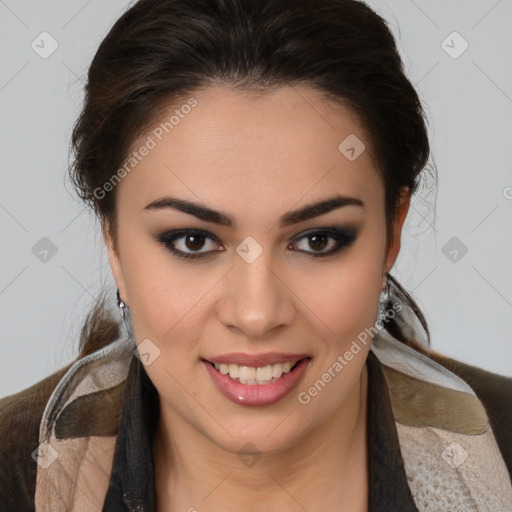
[216,250,296,340]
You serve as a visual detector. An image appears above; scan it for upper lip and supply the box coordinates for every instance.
[203,352,311,367]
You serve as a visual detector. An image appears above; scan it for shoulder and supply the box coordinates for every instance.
[425,349,512,478]
[0,364,72,512]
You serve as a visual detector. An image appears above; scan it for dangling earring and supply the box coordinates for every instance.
[116,288,127,319]
[116,289,135,345]
[377,273,390,325]
[117,288,136,344]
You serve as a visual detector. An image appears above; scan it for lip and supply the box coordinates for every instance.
[203,352,311,367]
[202,357,311,406]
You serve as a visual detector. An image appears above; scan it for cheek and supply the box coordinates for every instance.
[303,240,385,345]
[116,230,201,344]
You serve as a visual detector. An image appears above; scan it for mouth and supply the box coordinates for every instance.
[203,358,308,385]
[201,356,312,406]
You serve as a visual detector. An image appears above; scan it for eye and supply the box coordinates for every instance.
[288,228,357,256]
[156,229,223,259]
[156,227,358,260]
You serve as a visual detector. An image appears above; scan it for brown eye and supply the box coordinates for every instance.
[289,228,357,257]
[157,227,358,261]
[156,230,222,259]
[184,234,206,251]
[308,233,329,252]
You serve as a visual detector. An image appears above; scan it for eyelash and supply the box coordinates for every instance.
[156,227,358,260]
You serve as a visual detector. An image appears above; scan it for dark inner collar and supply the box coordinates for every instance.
[102,349,418,511]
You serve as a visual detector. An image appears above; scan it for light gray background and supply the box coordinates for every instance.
[1,0,511,398]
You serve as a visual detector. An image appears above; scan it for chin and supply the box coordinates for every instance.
[202,411,314,458]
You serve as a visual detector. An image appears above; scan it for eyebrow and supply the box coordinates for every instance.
[143,194,365,228]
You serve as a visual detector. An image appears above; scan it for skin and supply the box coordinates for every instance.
[105,85,410,511]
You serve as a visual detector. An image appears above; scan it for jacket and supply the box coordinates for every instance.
[1,324,512,511]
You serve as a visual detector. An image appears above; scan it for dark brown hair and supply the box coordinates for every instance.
[69,0,436,359]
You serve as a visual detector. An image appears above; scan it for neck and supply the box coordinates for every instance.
[153,363,369,512]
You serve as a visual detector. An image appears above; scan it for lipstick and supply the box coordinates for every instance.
[202,354,311,406]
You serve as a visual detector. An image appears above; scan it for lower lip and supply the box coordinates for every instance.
[203,358,311,406]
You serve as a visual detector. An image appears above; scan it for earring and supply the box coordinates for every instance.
[116,288,136,344]
[116,288,127,320]
[377,273,390,325]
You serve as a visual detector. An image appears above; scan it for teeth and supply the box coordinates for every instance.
[213,360,299,384]
[256,365,273,381]
[238,366,256,381]
[282,362,294,373]
[228,364,239,378]
[272,363,283,378]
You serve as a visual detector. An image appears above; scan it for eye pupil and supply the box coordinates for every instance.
[185,234,205,250]
[309,233,328,251]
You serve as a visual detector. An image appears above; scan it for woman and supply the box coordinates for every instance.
[1,0,511,510]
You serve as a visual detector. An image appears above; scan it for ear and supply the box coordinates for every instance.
[102,222,127,300]
[384,186,411,274]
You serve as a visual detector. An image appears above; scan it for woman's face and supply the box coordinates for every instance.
[106,85,409,455]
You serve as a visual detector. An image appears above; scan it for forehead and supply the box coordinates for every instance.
[117,85,383,215]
